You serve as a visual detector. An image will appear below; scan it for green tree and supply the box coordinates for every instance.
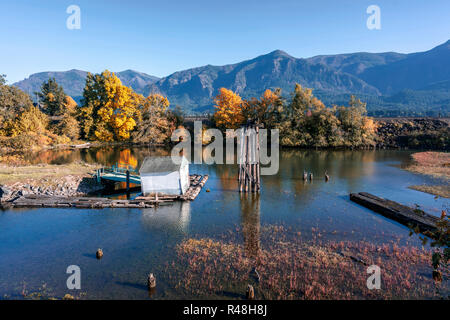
[337,96,377,148]
[0,75,34,121]
[37,78,67,116]
[278,84,320,146]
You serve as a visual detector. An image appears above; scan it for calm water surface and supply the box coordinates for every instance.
[0,147,448,299]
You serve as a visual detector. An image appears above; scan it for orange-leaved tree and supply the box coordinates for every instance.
[243,88,284,128]
[213,88,245,129]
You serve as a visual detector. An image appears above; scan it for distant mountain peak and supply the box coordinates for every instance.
[267,50,292,58]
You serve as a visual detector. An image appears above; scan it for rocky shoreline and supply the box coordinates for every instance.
[376,118,449,150]
[0,175,104,203]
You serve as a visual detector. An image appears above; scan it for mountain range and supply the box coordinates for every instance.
[14,69,160,99]
[13,40,450,116]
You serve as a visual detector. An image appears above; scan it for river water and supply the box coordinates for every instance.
[0,147,448,299]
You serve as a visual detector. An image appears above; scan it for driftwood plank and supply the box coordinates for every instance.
[350,192,438,233]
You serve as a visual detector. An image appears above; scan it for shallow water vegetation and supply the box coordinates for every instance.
[409,185,450,198]
[167,225,446,299]
[405,152,450,180]
[404,151,450,198]
[19,282,86,300]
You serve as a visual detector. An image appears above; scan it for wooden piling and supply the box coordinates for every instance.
[246,284,255,300]
[126,170,130,200]
[96,248,103,259]
[147,273,156,289]
[239,124,261,193]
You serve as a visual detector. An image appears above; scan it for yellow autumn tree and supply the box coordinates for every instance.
[3,105,48,137]
[213,88,245,129]
[79,70,140,141]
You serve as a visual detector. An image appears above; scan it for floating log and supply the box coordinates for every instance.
[70,142,91,149]
[350,192,438,233]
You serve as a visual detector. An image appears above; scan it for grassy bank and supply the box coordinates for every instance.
[405,151,450,198]
[0,161,100,186]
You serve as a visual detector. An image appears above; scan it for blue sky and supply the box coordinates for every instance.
[1,0,449,83]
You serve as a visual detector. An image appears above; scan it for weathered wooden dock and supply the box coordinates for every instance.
[5,195,158,209]
[350,192,438,233]
[135,174,209,201]
[1,174,209,209]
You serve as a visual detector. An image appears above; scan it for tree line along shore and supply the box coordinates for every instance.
[1,71,448,155]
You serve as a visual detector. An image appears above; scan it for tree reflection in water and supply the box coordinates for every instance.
[240,193,260,261]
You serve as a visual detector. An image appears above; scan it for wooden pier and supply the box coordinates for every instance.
[1,175,209,209]
[350,192,438,233]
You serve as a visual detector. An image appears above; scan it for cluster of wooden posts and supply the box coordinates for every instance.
[238,124,261,193]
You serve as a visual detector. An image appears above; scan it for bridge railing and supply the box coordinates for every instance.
[95,163,140,183]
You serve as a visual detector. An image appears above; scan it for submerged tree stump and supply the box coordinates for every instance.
[246,284,255,300]
[147,273,156,289]
[96,249,103,259]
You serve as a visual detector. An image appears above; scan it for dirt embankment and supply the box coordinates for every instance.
[376,118,449,150]
[0,161,103,202]
[405,151,450,198]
